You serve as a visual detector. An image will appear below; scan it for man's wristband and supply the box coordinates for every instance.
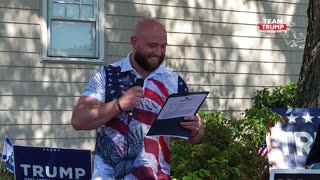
[116,99,124,112]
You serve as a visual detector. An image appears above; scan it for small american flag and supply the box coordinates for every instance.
[258,140,268,157]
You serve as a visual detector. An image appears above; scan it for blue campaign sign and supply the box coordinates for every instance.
[268,108,320,168]
[13,145,92,180]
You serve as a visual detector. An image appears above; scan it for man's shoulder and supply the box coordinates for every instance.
[156,65,177,76]
[102,56,128,72]
[103,64,121,72]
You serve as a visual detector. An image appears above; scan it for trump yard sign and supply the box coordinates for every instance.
[267,108,320,168]
[13,145,92,180]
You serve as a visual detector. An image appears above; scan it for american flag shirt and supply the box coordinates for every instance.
[82,54,188,180]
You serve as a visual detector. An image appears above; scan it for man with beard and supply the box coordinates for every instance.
[71,17,204,180]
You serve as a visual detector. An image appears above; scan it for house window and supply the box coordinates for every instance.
[42,0,104,63]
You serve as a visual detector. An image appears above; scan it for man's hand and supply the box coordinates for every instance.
[180,114,204,144]
[117,86,143,112]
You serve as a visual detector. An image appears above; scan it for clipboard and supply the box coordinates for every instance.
[147,91,209,139]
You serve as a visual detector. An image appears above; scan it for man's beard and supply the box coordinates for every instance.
[134,50,164,72]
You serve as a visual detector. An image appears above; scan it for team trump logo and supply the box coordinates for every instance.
[259,18,288,37]
[259,19,287,31]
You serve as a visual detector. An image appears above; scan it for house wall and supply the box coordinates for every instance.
[0,0,308,150]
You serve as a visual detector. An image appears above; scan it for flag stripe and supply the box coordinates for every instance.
[257,140,268,157]
[5,137,12,147]
[1,135,14,173]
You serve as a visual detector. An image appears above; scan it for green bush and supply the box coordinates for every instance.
[240,82,297,146]
[251,82,297,108]
[171,111,270,180]
[171,83,297,180]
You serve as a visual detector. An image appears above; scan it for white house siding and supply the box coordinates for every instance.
[0,0,308,150]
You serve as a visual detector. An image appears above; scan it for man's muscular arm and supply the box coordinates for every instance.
[71,86,143,130]
[71,96,120,130]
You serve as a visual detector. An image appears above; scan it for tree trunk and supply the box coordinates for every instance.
[295,0,320,107]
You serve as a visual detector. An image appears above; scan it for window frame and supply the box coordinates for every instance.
[41,0,104,63]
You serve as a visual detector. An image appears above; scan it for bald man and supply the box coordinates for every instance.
[71,17,204,180]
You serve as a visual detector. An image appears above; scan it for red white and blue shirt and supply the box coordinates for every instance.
[82,54,188,180]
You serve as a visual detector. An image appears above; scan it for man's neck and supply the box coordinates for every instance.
[129,53,150,79]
